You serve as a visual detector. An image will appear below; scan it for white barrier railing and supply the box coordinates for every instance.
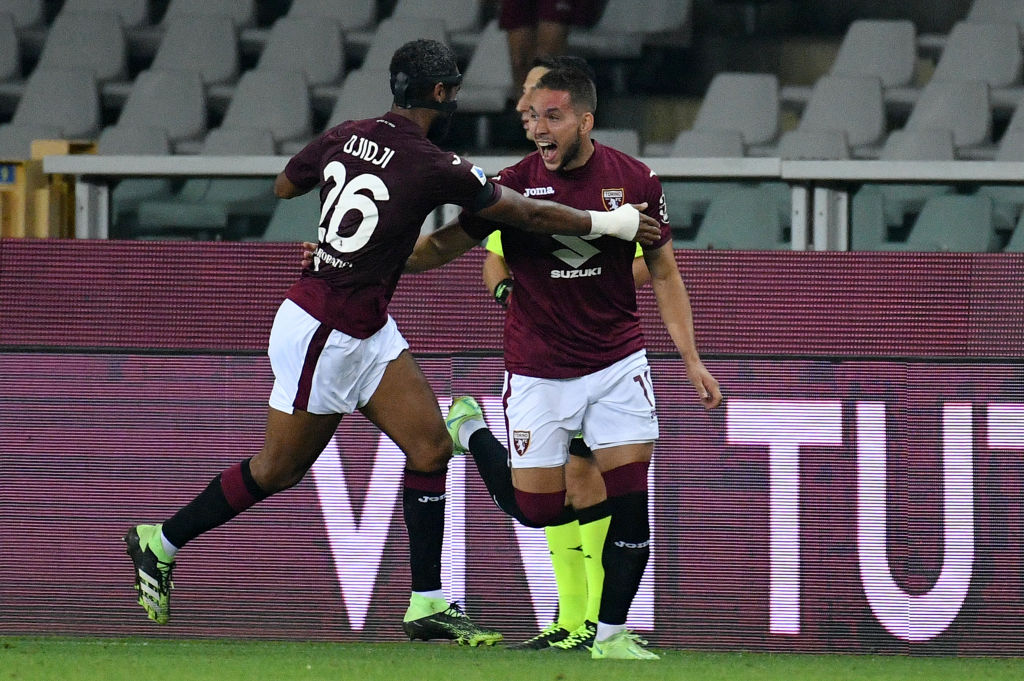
[41,155,1024,249]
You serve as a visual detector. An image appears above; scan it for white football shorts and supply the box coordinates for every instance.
[504,349,660,469]
[268,299,409,415]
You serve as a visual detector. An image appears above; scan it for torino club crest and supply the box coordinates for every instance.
[512,430,531,455]
[602,188,625,210]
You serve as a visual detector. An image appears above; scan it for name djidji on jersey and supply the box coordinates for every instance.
[343,134,395,169]
[550,267,602,278]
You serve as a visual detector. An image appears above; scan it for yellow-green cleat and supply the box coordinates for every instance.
[590,630,660,660]
[507,621,573,650]
[445,396,484,455]
[124,523,174,624]
[402,594,502,646]
[546,620,596,651]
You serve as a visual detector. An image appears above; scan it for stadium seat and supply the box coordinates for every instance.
[97,125,175,238]
[675,186,788,250]
[901,194,999,252]
[256,16,345,116]
[568,0,692,59]
[135,127,277,239]
[36,11,127,83]
[592,128,641,156]
[257,190,321,242]
[782,19,917,110]
[693,72,780,150]
[776,129,851,159]
[904,79,992,152]
[219,70,311,152]
[7,67,100,139]
[669,129,745,157]
[457,19,513,115]
[0,0,43,28]
[930,21,1023,113]
[357,18,449,74]
[975,128,1024,230]
[150,15,239,87]
[324,69,395,130]
[115,70,206,152]
[873,128,957,233]
[967,0,1024,30]
[0,12,21,114]
[1005,211,1024,251]
[0,123,62,159]
[59,0,149,28]
[793,75,885,154]
[161,0,255,29]
[287,0,376,31]
[390,0,483,36]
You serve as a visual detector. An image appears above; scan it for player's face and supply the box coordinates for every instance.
[529,88,593,172]
[516,66,549,141]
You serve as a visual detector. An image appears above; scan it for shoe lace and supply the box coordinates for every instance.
[523,621,563,643]
[441,602,469,619]
[553,622,595,649]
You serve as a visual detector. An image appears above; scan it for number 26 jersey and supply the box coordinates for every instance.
[282,112,495,338]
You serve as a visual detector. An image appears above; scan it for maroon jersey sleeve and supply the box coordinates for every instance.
[282,135,325,191]
[458,165,526,240]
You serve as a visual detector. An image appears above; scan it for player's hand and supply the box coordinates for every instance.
[631,202,661,246]
[686,360,723,409]
[300,241,317,269]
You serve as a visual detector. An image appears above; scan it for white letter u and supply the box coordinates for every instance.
[856,402,974,642]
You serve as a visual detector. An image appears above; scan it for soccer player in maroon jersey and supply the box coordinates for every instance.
[404,66,723,659]
[481,55,652,653]
[123,39,659,644]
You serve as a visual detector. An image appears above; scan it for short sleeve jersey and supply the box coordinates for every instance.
[462,142,670,379]
[283,112,494,338]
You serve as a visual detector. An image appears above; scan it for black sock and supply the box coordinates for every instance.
[403,467,447,593]
[468,428,520,519]
[162,458,270,550]
[598,492,650,626]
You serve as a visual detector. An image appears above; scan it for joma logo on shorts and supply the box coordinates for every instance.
[417,493,447,503]
[615,540,650,549]
[524,186,555,197]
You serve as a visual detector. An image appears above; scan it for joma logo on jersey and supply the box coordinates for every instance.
[602,188,625,210]
[524,186,555,197]
[513,430,531,456]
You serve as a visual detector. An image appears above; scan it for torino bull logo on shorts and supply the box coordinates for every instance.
[602,188,625,210]
[513,430,531,456]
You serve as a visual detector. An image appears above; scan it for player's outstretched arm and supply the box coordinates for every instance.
[404,222,483,273]
[476,188,661,245]
[645,243,723,410]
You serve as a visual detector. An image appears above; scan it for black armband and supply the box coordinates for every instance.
[493,278,513,308]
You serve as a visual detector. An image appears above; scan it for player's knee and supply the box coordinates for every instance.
[405,427,454,471]
[513,488,569,527]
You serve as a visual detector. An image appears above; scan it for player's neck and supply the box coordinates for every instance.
[390,106,434,137]
[561,138,596,173]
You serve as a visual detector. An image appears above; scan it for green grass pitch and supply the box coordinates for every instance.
[3,637,1024,681]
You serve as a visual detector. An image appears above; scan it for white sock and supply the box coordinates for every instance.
[596,622,626,642]
[457,419,486,450]
[414,589,446,602]
[160,531,179,560]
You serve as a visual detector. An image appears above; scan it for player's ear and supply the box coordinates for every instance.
[579,111,595,135]
[432,81,446,103]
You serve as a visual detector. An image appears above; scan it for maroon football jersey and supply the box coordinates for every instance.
[283,112,493,338]
[462,141,671,378]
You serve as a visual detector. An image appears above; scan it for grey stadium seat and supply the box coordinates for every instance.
[257,190,322,242]
[900,195,999,252]
[794,75,885,154]
[59,0,149,28]
[0,123,62,159]
[693,73,780,150]
[931,21,1023,113]
[220,70,311,152]
[8,68,100,139]
[669,129,745,158]
[325,69,394,129]
[904,79,992,152]
[36,11,127,83]
[357,18,449,73]
[257,16,345,115]
[151,14,239,87]
[97,125,175,238]
[675,186,788,250]
[592,128,641,156]
[116,69,206,152]
[776,130,851,159]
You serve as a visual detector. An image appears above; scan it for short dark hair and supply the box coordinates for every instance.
[535,66,598,114]
[389,39,461,106]
[531,55,596,82]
